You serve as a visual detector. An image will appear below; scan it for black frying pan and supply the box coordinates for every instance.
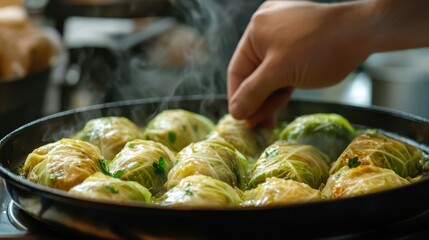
[1,95,429,240]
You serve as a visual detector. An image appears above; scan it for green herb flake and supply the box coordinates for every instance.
[128,143,136,149]
[113,170,125,178]
[168,131,177,144]
[99,159,110,175]
[104,185,119,194]
[347,157,361,168]
[264,148,278,158]
[153,156,167,176]
[184,183,193,196]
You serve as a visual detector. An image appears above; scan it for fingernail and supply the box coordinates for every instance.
[230,101,246,119]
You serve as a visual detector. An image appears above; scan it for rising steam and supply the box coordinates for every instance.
[110,0,263,109]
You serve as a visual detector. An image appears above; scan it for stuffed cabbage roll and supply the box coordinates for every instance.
[22,138,102,191]
[108,139,176,194]
[142,109,215,152]
[72,116,142,160]
[158,175,242,207]
[241,177,321,207]
[248,141,329,189]
[209,114,273,164]
[278,113,355,163]
[322,164,410,199]
[69,172,151,203]
[330,133,425,178]
[165,138,248,190]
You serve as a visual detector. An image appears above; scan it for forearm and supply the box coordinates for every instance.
[367,0,429,52]
[226,0,429,127]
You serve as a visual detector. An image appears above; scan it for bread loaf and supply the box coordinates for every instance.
[0,5,55,81]
[0,0,23,8]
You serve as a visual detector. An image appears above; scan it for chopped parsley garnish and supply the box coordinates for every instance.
[128,143,136,149]
[99,159,110,175]
[264,148,279,158]
[104,185,119,194]
[168,131,177,144]
[184,183,193,196]
[153,156,167,177]
[185,189,193,196]
[100,159,124,178]
[347,157,361,168]
[113,170,125,178]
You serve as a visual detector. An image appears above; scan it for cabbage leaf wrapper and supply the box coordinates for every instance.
[248,141,330,189]
[322,165,410,199]
[165,138,248,190]
[158,175,242,207]
[109,139,176,195]
[241,177,321,207]
[209,114,273,165]
[72,117,142,160]
[278,113,355,163]
[330,133,425,178]
[142,109,215,152]
[22,138,102,191]
[69,172,151,203]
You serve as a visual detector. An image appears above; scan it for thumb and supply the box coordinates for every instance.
[229,59,284,120]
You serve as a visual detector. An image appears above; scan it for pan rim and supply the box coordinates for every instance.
[1,94,429,213]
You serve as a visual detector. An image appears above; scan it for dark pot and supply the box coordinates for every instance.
[0,69,51,138]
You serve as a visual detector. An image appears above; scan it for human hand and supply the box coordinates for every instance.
[227,0,374,128]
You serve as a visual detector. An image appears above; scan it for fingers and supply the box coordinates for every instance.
[227,29,260,100]
[246,87,294,129]
[228,56,284,120]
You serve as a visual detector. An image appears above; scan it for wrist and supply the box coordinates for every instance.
[366,0,429,52]
[321,1,376,61]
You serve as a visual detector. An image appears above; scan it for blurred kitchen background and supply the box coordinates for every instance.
[1,0,429,137]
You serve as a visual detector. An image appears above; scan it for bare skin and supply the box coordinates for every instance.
[227,0,429,128]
